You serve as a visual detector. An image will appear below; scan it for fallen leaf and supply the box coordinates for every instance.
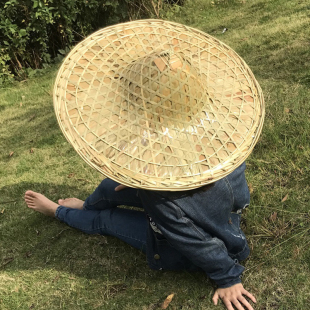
[284,108,290,113]
[52,275,60,282]
[67,173,75,178]
[270,212,277,221]
[77,178,91,183]
[248,183,254,194]
[281,193,288,202]
[161,293,175,309]
[20,102,22,107]
[1,208,4,214]
[293,245,301,258]
[9,151,14,157]
[0,257,14,268]
[98,236,108,245]
[29,114,36,121]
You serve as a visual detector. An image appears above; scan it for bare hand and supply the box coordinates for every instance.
[212,283,256,310]
[114,184,129,191]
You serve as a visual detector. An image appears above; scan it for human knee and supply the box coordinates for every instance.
[97,178,119,195]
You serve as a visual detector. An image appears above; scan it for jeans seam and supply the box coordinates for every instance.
[104,225,147,245]
[165,200,206,241]
[61,221,100,234]
[224,177,234,206]
[182,217,206,241]
[61,219,147,246]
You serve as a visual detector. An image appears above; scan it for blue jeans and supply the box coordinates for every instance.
[54,163,250,288]
[55,179,147,252]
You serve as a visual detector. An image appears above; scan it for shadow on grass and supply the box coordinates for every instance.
[0,182,208,291]
[1,181,132,273]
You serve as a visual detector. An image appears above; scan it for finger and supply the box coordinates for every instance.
[231,299,245,310]
[222,298,236,310]
[242,289,257,303]
[115,185,125,191]
[238,296,254,310]
[212,292,219,305]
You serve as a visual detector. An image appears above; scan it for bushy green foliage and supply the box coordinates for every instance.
[0,0,131,83]
[0,0,185,84]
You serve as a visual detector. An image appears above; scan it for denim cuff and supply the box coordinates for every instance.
[213,260,244,288]
[55,205,65,221]
[216,276,242,288]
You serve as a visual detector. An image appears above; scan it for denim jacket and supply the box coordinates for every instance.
[138,162,250,288]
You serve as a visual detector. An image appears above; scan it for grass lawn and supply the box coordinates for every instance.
[1,0,310,309]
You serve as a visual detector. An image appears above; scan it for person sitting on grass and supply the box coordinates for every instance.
[25,162,256,310]
[30,19,264,310]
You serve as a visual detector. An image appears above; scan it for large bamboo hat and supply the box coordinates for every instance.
[53,19,264,191]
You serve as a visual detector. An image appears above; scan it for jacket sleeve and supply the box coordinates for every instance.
[139,190,245,288]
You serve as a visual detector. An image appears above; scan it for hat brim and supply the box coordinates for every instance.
[53,19,264,190]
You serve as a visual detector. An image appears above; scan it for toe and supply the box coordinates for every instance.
[26,202,35,208]
[25,190,36,198]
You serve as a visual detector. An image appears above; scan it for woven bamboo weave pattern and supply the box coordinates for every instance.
[53,19,264,190]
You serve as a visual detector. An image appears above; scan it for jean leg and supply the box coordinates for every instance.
[56,205,147,252]
[83,179,144,211]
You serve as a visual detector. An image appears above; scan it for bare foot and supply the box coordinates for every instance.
[58,198,84,210]
[24,191,59,217]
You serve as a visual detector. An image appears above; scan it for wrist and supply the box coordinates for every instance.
[216,277,242,289]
